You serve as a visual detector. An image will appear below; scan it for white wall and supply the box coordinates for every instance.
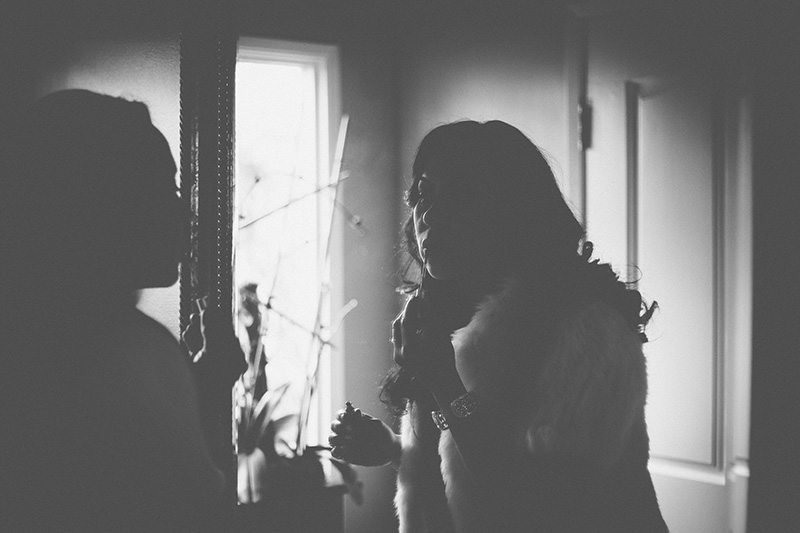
[397,11,574,209]
[334,39,405,532]
[37,38,182,337]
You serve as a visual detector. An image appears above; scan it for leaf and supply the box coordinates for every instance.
[269,413,299,434]
[252,383,291,435]
[238,382,291,454]
[257,413,298,456]
[249,382,290,428]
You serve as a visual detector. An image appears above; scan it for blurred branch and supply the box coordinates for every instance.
[238,172,351,230]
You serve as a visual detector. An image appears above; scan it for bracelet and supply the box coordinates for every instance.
[450,391,479,419]
[431,391,479,432]
[431,410,450,431]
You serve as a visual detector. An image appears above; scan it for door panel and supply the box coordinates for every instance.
[584,11,751,533]
[636,79,718,466]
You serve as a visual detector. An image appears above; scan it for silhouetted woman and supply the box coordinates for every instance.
[330,121,668,532]
[1,90,225,531]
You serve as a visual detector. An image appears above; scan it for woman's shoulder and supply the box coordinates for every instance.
[530,297,648,465]
[100,307,186,368]
[120,307,183,349]
[468,269,641,349]
[101,308,197,412]
[546,296,646,399]
[556,298,641,350]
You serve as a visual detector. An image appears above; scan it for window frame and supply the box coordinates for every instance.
[235,37,343,446]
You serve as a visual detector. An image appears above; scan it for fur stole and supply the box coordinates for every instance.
[394,273,648,532]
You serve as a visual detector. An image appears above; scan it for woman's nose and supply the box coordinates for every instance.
[421,203,436,226]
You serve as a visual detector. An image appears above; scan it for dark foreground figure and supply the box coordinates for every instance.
[1,90,225,531]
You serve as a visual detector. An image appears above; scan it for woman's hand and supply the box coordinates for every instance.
[181,298,246,389]
[392,296,457,386]
[328,403,400,467]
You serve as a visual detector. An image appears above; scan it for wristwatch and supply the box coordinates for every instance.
[431,391,479,432]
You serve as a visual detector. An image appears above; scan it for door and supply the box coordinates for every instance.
[582,9,752,533]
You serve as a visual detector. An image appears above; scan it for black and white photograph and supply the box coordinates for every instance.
[2,1,798,531]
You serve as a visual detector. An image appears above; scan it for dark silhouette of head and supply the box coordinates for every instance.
[402,120,583,281]
[1,89,182,306]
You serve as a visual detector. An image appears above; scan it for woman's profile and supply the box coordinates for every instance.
[330,120,668,532]
[0,90,229,531]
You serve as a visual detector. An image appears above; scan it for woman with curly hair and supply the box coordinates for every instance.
[330,120,667,532]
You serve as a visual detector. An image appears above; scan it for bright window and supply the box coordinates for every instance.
[233,38,341,492]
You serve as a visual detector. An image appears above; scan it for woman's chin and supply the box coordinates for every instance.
[425,261,455,281]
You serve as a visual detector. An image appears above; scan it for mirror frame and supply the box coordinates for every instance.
[179,0,237,504]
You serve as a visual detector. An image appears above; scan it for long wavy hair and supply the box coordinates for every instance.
[380,120,655,413]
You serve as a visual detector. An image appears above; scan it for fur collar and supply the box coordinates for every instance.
[451,275,551,395]
[395,271,648,532]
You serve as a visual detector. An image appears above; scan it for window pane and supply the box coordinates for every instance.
[234,58,329,498]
